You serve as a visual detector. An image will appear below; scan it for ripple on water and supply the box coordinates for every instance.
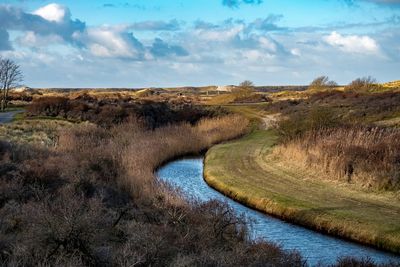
[157,158,400,266]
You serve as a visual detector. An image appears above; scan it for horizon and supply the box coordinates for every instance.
[0,0,399,87]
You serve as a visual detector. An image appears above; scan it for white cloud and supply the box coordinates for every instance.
[241,49,273,61]
[258,36,278,52]
[76,27,144,59]
[17,31,63,48]
[290,48,301,56]
[324,31,379,54]
[33,3,70,23]
[195,25,244,42]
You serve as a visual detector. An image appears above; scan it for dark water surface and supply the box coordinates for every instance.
[157,158,400,266]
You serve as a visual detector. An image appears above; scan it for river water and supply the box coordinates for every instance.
[157,158,400,266]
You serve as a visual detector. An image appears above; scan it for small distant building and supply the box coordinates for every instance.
[216,85,235,93]
[11,86,31,93]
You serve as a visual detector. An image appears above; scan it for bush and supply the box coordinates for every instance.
[308,76,338,91]
[277,106,339,141]
[27,97,70,117]
[346,76,379,92]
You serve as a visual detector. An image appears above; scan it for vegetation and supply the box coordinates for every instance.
[0,58,23,111]
[232,80,255,98]
[2,79,400,266]
[0,100,313,266]
[0,119,77,145]
[267,90,400,125]
[275,126,400,190]
[205,129,400,255]
[308,76,338,91]
[383,80,400,89]
[27,96,229,128]
[346,76,379,92]
[270,89,400,190]
[204,84,400,257]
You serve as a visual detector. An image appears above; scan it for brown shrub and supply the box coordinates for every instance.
[27,96,70,117]
[346,76,379,92]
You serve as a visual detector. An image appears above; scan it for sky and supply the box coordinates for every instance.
[0,0,399,87]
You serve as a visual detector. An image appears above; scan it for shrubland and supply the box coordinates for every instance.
[269,89,400,191]
[269,90,400,124]
[0,100,311,266]
[27,96,228,128]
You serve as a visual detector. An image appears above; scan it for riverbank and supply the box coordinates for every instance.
[159,158,400,265]
[2,107,305,266]
[204,129,400,254]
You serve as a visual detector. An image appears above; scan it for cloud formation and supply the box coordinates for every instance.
[0,4,187,60]
[0,29,12,51]
[222,0,263,8]
[0,2,398,87]
[129,19,181,31]
[0,4,85,47]
[75,26,145,59]
[150,38,188,57]
[324,31,380,54]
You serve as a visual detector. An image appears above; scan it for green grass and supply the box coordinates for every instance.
[12,111,26,121]
[13,113,79,123]
[204,129,400,254]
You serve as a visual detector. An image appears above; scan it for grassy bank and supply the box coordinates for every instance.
[204,129,400,254]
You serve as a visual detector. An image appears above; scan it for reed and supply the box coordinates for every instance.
[275,126,400,190]
[57,114,250,199]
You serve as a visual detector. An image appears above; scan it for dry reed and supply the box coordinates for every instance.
[275,126,400,189]
[57,114,249,199]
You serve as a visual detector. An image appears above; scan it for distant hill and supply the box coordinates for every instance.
[383,80,400,88]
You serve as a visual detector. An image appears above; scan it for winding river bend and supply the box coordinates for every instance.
[157,158,400,266]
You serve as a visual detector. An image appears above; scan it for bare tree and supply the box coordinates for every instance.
[233,80,255,98]
[308,76,337,90]
[0,58,23,111]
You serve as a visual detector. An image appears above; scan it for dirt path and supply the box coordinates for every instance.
[0,111,21,124]
[261,114,279,129]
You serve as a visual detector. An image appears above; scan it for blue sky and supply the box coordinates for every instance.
[0,0,399,87]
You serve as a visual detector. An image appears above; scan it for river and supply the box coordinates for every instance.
[157,158,400,266]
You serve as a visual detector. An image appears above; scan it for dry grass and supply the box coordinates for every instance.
[57,115,249,199]
[383,80,400,89]
[205,94,237,105]
[275,126,400,190]
[0,119,78,145]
